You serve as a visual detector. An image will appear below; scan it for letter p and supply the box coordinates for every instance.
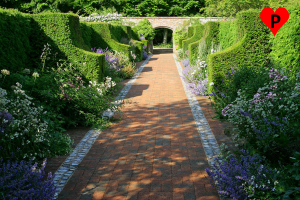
[271,14,281,28]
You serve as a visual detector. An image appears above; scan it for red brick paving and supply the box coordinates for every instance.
[57,54,220,199]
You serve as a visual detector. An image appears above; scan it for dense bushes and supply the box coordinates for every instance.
[207,9,271,93]
[204,7,300,199]
[208,67,300,199]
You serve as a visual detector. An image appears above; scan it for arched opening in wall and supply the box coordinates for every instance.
[153,27,173,49]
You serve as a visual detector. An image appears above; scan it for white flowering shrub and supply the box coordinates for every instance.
[0,84,72,161]
[80,13,123,23]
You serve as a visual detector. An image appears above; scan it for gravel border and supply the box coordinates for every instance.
[53,55,153,198]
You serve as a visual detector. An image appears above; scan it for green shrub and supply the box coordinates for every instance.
[210,65,270,119]
[0,85,72,161]
[121,62,137,79]
[218,20,238,50]
[270,4,300,78]
[133,19,155,40]
[207,9,271,93]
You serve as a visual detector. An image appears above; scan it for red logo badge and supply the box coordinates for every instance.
[260,7,289,36]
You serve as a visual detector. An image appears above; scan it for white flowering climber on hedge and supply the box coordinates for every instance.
[80,13,123,22]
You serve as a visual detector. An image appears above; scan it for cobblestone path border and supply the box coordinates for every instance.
[53,55,153,198]
[173,53,221,166]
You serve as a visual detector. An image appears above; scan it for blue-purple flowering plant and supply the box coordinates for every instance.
[181,58,208,96]
[206,149,278,200]
[0,156,56,199]
[142,45,148,60]
[0,110,13,133]
[92,47,137,79]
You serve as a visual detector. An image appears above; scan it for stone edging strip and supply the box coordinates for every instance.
[53,55,153,198]
[173,53,221,166]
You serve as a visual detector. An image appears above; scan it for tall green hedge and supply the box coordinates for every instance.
[179,26,194,50]
[182,25,205,55]
[31,13,105,82]
[0,9,32,72]
[0,9,105,82]
[81,22,131,58]
[81,22,143,61]
[218,20,238,50]
[270,4,300,77]
[188,22,218,65]
[207,10,271,92]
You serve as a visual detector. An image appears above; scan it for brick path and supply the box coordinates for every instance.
[58,54,220,200]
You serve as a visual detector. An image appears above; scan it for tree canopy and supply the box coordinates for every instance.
[0,0,298,17]
[0,0,206,16]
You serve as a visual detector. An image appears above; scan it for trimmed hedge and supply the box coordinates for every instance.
[0,9,105,82]
[31,13,105,82]
[270,4,300,77]
[207,10,271,93]
[81,22,131,59]
[179,26,195,50]
[218,20,238,50]
[183,25,205,56]
[0,9,32,72]
[81,22,143,61]
[188,22,218,65]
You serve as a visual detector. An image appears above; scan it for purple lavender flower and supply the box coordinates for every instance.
[0,111,14,133]
[143,52,148,60]
[0,157,56,199]
[206,150,275,199]
[182,58,190,67]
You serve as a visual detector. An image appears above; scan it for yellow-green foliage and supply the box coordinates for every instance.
[270,4,300,77]
[207,10,271,93]
[183,25,205,56]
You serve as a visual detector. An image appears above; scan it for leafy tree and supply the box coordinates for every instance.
[202,0,268,17]
[134,19,155,40]
[202,0,299,17]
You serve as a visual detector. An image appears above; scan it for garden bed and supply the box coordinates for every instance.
[43,60,146,177]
